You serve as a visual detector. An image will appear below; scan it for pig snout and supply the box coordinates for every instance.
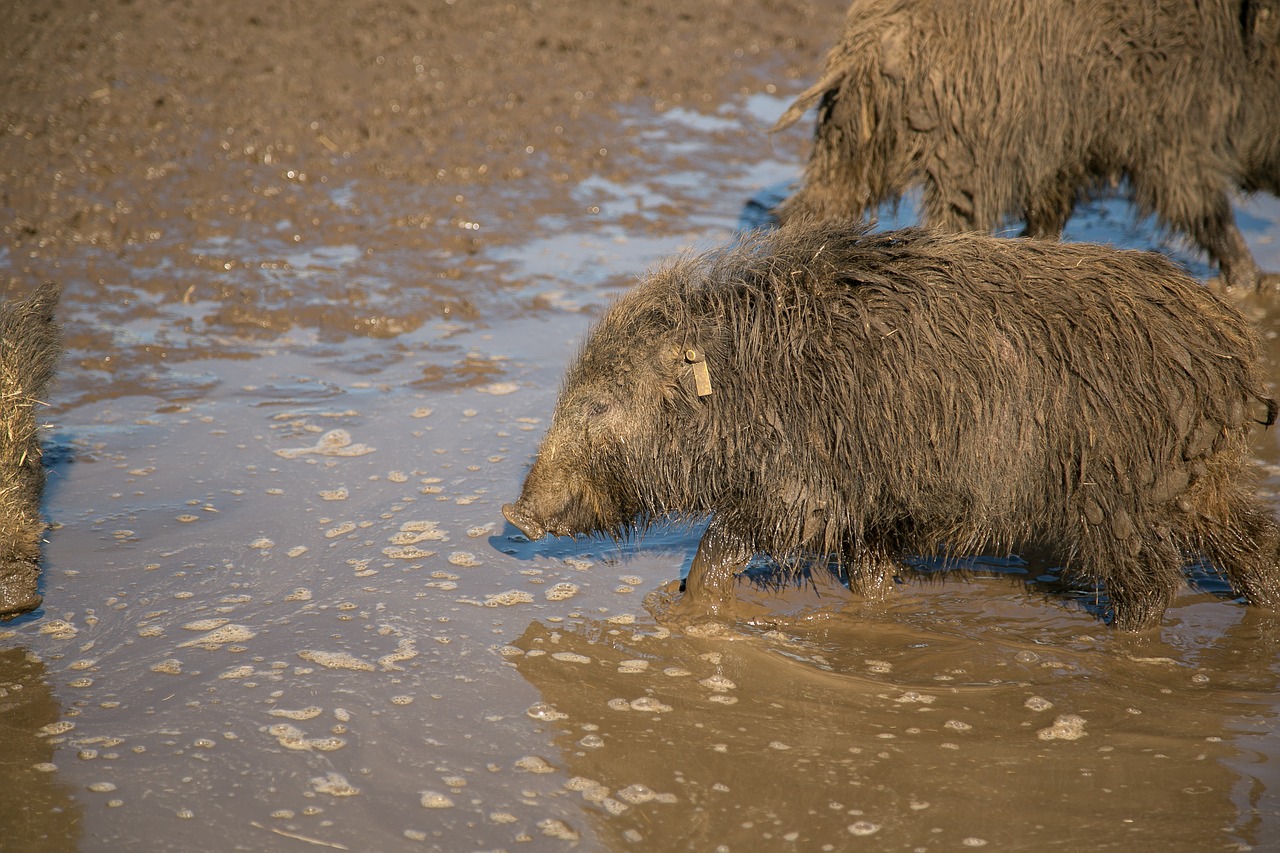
[502,502,547,541]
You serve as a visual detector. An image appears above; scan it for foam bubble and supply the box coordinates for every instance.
[383,546,436,559]
[311,772,360,796]
[551,652,590,664]
[420,791,454,808]
[545,583,579,601]
[276,429,376,458]
[178,624,256,648]
[1037,714,1087,741]
[269,707,323,721]
[526,703,567,722]
[515,755,556,773]
[616,784,656,804]
[478,382,519,395]
[629,697,672,713]
[38,620,77,638]
[182,619,229,631]
[267,723,346,752]
[483,590,534,607]
[1024,696,1055,712]
[378,639,418,671]
[298,650,374,671]
[538,819,578,841]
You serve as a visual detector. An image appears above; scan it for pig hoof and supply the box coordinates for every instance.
[642,580,739,635]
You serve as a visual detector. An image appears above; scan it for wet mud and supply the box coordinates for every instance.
[3,0,1280,849]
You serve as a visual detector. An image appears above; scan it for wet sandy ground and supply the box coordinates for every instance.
[4,0,1280,849]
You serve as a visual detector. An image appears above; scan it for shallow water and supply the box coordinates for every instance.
[4,87,1280,853]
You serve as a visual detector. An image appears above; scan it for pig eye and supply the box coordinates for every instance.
[586,400,611,418]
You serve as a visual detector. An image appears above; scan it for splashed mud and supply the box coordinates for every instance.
[3,0,1280,850]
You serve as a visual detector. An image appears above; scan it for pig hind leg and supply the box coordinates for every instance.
[1143,175,1263,290]
[1196,207,1262,291]
[1105,541,1185,631]
[1020,176,1076,239]
[1192,491,1280,610]
[1069,522,1183,630]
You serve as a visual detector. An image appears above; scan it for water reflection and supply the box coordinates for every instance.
[512,606,1279,850]
[0,645,84,851]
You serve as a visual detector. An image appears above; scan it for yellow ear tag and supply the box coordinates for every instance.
[685,348,713,397]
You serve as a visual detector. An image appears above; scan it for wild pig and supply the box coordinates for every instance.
[503,221,1280,630]
[1,281,62,618]
[773,0,1280,290]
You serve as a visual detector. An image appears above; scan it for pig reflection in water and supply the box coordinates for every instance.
[503,222,1280,631]
[508,611,1280,850]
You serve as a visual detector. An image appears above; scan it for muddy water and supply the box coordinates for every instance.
[5,46,1280,853]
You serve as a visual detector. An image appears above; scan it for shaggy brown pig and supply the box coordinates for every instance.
[503,222,1280,630]
[1,281,62,618]
[774,0,1280,290]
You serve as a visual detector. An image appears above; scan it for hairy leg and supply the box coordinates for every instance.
[1021,182,1075,239]
[1177,189,1262,290]
[677,515,754,620]
[1102,536,1184,631]
[1198,492,1280,609]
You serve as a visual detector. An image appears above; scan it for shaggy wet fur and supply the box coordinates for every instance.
[1,282,61,618]
[505,221,1280,629]
[773,0,1280,290]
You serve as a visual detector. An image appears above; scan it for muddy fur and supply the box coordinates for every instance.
[773,0,1280,290]
[504,221,1280,629]
[1,282,61,618]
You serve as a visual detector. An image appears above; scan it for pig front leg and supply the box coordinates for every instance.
[680,516,754,618]
[644,516,753,629]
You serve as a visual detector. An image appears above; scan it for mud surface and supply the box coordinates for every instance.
[4,0,1280,849]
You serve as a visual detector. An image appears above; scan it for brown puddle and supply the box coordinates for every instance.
[4,0,1280,849]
